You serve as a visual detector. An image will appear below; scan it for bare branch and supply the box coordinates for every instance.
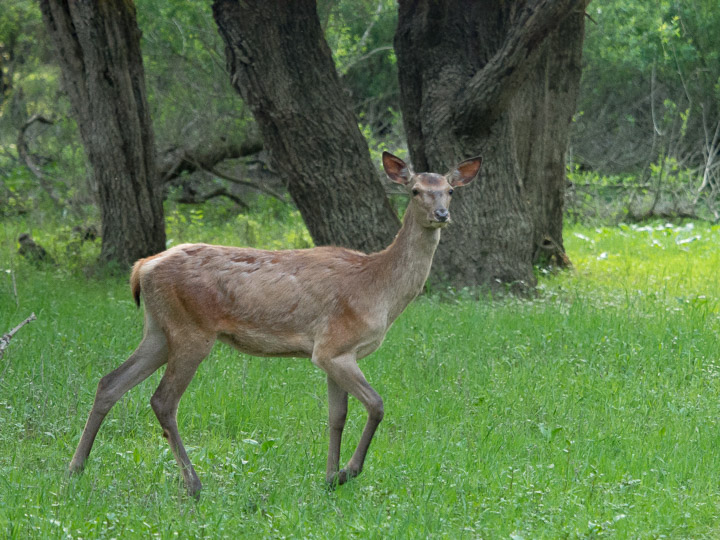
[11,270,18,308]
[0,313,36,362]
[340,46,393,75]
[693,108,720,208]
[650,61,664,136]
[16,114,62,204]
[358,0,384,51]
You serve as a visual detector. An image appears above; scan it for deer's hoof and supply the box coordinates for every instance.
[327,468,359,489]
[67,461,85,477]
[186,480,203,500]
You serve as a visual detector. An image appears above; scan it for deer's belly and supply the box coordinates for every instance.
[218,330,313,358]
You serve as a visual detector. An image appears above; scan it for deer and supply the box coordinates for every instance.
[67,151,482,497]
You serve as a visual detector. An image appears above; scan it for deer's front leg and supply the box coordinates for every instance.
[314,352,384,486]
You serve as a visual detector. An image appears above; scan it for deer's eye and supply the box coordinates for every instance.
[448,189,454,196]
[412,188,419,196]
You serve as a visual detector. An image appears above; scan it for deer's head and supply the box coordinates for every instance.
[382,152,482,229]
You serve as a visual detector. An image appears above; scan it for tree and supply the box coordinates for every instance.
[570,1,720,222]
[38,0,165,266]
[213,0,586,289]
[213,0,400,254]
[395,0,588,289]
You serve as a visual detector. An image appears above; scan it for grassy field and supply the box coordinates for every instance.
[2,209,720,538]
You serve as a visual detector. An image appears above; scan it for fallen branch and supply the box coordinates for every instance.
[158,137,263,182]
[176,186,249,209]
[158,137,286,202]
[204,164,286,201]
[0,313,36,361]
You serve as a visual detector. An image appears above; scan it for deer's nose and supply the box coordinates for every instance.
[434,208,449,222]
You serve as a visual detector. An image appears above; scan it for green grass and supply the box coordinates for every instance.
[2,215,720,538]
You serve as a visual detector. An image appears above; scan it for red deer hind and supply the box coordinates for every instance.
[68,152,482,496]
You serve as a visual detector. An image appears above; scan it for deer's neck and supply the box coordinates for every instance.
[373,209,441,322]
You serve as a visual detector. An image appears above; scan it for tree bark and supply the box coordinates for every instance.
[213,0,400,253]
[39,0,165,266]
[395,0,586,290]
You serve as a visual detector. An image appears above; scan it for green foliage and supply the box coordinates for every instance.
[566,154,712,224]
[0,166,37,216]
[359,108,406,161]
[1,1,407,233]
[583,0,720,107]
[1,1,255,220]
[0,0,49,107]
[321,0,401,137]
[3,223,720,536]
[1,212,100,275]
[0,195,311,277]
[576,0,720,174]
[136,1,254,150]
[0,0,84,215]
[163,195,313,251]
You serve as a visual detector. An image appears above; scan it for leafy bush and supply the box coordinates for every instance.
[575,0,720,175]
[164,195,313,251]
[0,195,313,277]
[566,157,711,224]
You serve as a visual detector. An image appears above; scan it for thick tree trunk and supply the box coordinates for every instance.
[395,0,586,290]
[213,0,400,253]
[39,0,165,266]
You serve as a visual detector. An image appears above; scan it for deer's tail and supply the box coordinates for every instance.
[130,260,144,308]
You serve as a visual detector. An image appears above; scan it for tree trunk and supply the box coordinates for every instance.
[395,0,587,290]
[39,0,165,266]
[213,0,400,254]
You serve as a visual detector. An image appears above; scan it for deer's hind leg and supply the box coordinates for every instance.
[326,375,349,482]
[69,312,168,474]
[150,330,215,497]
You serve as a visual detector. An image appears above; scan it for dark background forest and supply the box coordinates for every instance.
[1,0,719,288]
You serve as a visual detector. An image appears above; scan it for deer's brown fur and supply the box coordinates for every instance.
[68,152,482,496]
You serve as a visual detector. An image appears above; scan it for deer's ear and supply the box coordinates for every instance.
[382,152,411,185]
[449,156,483,187]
